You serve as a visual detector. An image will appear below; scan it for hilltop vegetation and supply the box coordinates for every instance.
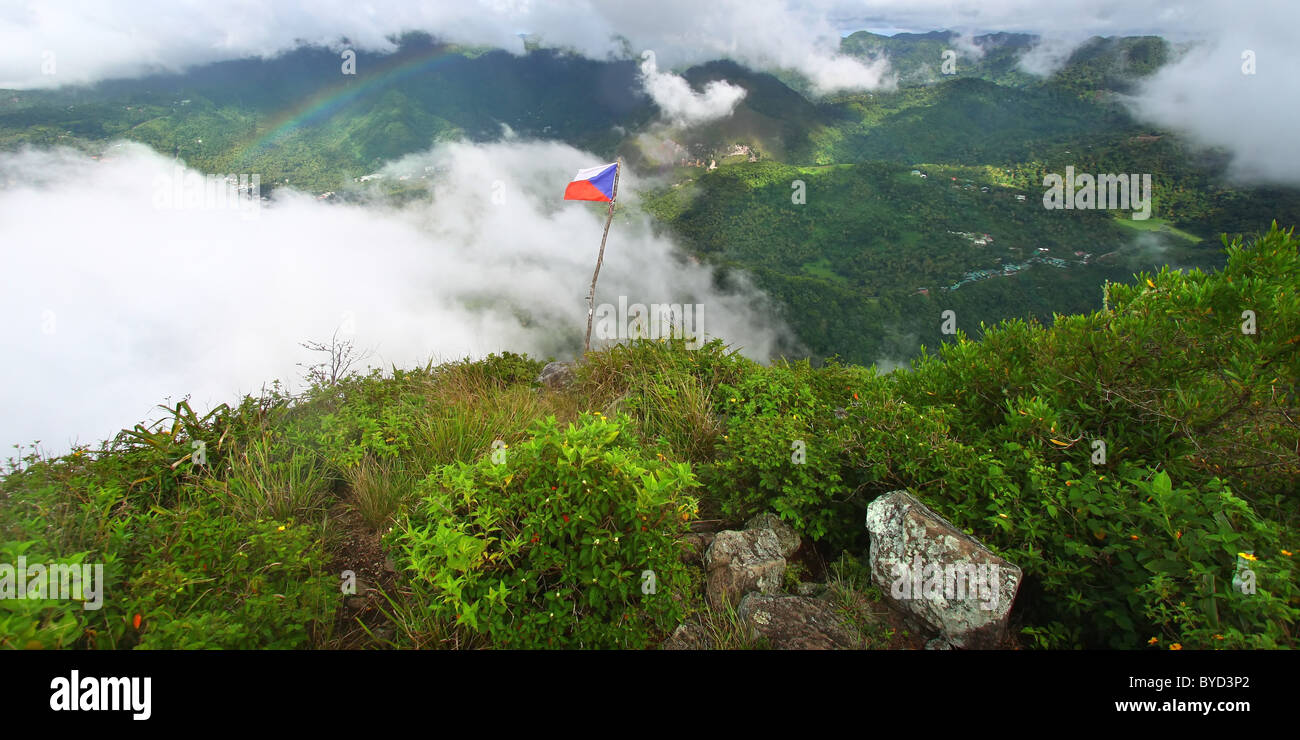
[3,225,1296,649]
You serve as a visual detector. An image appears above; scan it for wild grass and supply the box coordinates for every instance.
[577,337,746,462]
[341,454,421,529]
[222,436,332,521]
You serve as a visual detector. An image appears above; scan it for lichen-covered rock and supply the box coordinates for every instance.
[865,490,1022,649]
[661,622,713,650]
[536,361,575,391]
[795,581,826,598]
[738,594,859,650]
[704,528,786,609]
[744,512,801,558]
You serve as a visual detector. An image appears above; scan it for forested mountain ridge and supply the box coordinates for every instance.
[4,31,1298,365]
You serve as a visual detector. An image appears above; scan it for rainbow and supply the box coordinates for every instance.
[228,45,467,164]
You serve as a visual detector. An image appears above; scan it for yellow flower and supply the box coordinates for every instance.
[1147,637,1159,645]
[1169,643,1182,650]
[1282,550,1293,557]
[277,525,285,531]
[1238,552,1258,562]
[1213,634,1224,641]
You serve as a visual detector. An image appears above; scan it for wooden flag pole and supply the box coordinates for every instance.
[584,159,621,354]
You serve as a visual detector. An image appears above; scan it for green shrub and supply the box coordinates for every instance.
[125,500,334,649]
[705,363,859,545]
[387,412,697,648]
[0,541,108,649]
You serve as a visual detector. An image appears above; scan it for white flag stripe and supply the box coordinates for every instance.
[570,163,617,182]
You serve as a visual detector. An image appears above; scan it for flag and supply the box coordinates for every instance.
[563,162,618,202]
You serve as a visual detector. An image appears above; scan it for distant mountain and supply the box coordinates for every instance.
[840,30,1038,87]
[839,30,1174,96]
[3,30,1297,367]
[0,34,654,192]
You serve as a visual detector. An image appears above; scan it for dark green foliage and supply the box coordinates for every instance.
[387,413,696,648]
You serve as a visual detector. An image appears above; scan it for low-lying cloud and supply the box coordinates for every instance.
[1123,24,1300,185]
[1017,35,1088,77]
[638,51,746,127]
[0,0,892,94]
[0,140,790,455]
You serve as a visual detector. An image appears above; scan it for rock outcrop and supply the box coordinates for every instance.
[865,490,1022,649]
[661,622,714,650]
[744,512,800,558]
[535,361,576,391]
[738,593,859,649]
[703,528,786,609]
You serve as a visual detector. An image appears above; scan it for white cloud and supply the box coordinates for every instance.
[637,51,746,127]
[0,0,891,94]
[1017,35,1088,77]
[0,140,790,454]
[1122,18,1300,185]
[798,51,894,94]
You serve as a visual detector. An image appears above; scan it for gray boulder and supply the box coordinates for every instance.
[536,361,576,391]
[744,512,801,558]
[704,528,786,609]
[865,490,1022,649]
[795,581,826,598]
[738,593,859,649]
[660,622,714,650]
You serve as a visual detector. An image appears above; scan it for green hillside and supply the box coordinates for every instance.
[640,159,1225,363]
[3,225,1295,650]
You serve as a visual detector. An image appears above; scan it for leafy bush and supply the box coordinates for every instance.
[0,541,107,649]
[705,363,858,545]
[387,413,697,648]
[125,500,334,649]
[852,225,1300,647]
